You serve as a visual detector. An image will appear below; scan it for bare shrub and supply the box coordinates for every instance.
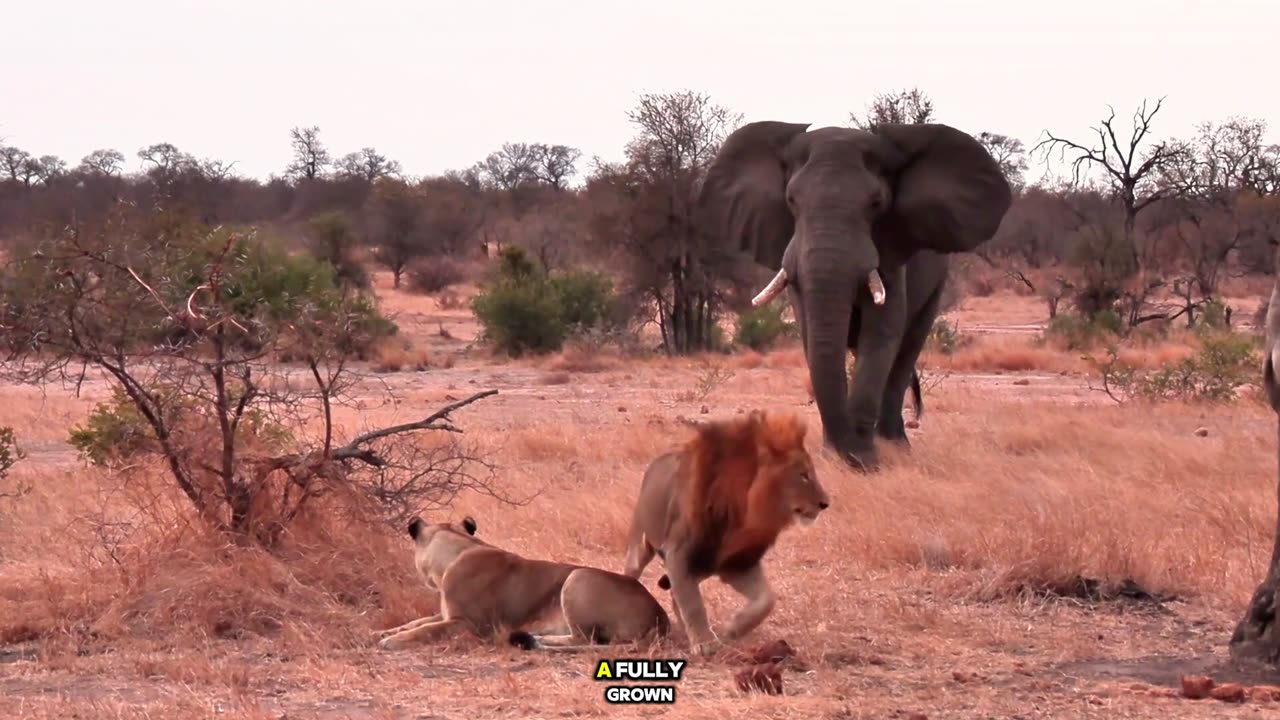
[407,256,466,294]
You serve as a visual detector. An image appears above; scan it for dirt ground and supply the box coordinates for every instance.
[2,272,1279,719]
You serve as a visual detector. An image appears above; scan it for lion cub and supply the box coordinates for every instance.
[377,515,670,652]
[622,410,830,655]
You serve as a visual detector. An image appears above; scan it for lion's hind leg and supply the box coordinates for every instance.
[508,625,610,654]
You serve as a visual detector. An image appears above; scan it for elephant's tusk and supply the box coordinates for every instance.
[751,268,789,307]
[868,269,886,305]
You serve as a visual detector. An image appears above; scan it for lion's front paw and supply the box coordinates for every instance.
[692,637,722,657]
[378,634,409,651]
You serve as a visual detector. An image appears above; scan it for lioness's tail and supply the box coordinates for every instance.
[508,631,607,654]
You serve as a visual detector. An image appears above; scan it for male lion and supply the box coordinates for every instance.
[377,515,670,652]
[622,409,830,656]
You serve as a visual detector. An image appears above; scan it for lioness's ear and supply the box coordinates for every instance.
[462,516,478,535]
[407,517,424,540]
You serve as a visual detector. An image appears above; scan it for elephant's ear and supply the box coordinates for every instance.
[872,123,1014,254]
[698,121,811,270]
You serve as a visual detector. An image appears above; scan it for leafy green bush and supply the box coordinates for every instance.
[1042,310,1121,351]
[1091,329,1260,403]
[472,247,619,357]
[550,270,619,332]
[734,299,794,351]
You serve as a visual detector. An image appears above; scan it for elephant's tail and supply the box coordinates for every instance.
[910,369,924,422]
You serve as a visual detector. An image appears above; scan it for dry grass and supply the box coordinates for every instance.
[0,286,1276,718]
[367,338,435,373]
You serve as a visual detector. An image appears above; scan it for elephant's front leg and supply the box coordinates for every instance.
[845,267,908,470]
[879,280,945,444]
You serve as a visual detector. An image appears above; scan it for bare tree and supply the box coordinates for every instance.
[78,149,126,177]
[0,145,30,182]
[336,147,403,183]
[850,87,935,128]
[595,90,741,354]
[1033,98,1187,277]
[286,125,331,181]
[529,143,582,189]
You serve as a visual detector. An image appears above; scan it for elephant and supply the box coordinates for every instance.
[698,121,1013,472]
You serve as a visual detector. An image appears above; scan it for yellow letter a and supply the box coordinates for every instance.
[595,661,612,679]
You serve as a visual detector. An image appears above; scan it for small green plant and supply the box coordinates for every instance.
[734,299,794,351]
[1197,298,1228,329]
[1091,330,1260,403]
[675,361,737,403]
[471,247,619,357]
[69,387,293,468]
[0,426,23,480]
[927,318,969,355]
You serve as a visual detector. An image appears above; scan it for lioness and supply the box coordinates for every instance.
[622,409,830,656]
[378,515,670,652]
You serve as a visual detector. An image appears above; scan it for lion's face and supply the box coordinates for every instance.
[761,450,830,527]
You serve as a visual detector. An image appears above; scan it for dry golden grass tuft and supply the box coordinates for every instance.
[368,339,434,373]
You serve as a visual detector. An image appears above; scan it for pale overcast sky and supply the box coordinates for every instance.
[3,0,1277,181]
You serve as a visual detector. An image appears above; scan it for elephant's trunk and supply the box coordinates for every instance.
[799,235,878,451]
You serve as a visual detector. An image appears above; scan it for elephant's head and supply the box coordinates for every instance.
[697,121,1013,461]
[700,121,1013,301]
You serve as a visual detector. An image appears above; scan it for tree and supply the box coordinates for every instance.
[977,132,1029,188]
[137,142,197,186]
[594,90,741,354]
[0,205,502,543]
[850,87,935,128]
[306,210,369,288]
[529,143,582,189]
[336,147,403,183]
[0,145,30,182]
[34,155,67,185]
[1033,98,1186,279]
[286,125,331,181]
[1153,117,1280,324]
[363,179,428,288]
[78,149,126,176]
